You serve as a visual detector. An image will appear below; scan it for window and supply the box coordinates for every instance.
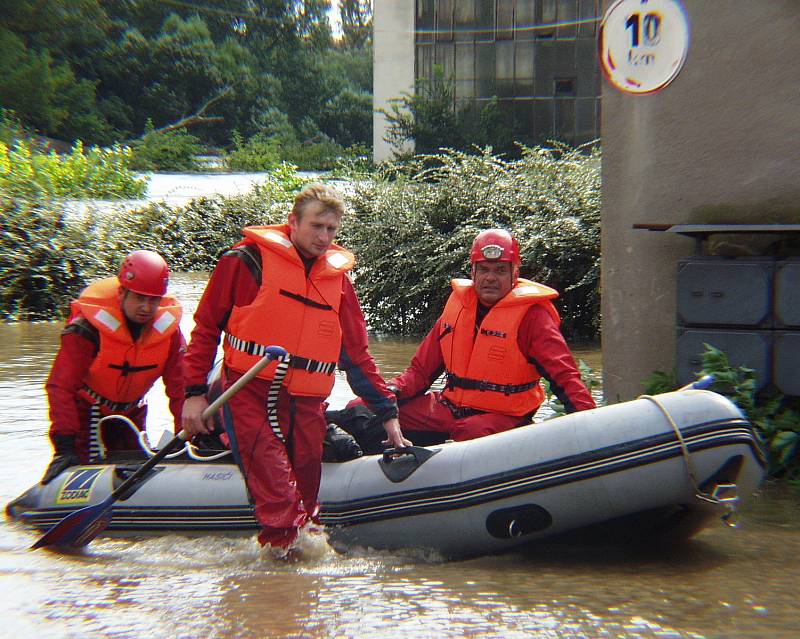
[554,77,576,97]
[437,0,454,41]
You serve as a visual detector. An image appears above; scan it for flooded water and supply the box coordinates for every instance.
[2,273,799,639]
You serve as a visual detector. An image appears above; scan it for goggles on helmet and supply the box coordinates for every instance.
[480,244,504,260]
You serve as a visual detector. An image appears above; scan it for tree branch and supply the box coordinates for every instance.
[133,87,232,139]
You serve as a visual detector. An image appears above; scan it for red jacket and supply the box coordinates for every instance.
[183,244,398,418]
[392,302,596,415]
[46,319,186,438]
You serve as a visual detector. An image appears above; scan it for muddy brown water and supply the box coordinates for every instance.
[1,273,797,639]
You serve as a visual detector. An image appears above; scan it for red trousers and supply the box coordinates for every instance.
[224,370,327,548]
[398,393,522,440]
[347,392,522,442]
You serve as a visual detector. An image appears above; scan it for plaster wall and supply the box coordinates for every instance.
[373,1,415,161]
[601,1,800,400]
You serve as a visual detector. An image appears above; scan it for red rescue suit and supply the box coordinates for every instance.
[224,226,353,395]
[387,278,596,441]
[440,278,560,417]
[184,225,398,548]
[46,278,186,461]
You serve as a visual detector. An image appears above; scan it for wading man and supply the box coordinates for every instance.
[181,183,409,557]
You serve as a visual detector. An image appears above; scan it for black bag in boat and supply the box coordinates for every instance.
[324,404,446,456]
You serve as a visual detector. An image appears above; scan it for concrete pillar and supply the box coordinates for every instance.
[373,0,415,161]
[601,0,800,401]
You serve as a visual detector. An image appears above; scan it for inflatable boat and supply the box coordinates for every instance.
[6,388,765,558]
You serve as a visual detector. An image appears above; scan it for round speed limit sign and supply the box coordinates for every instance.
[599,0,690,94]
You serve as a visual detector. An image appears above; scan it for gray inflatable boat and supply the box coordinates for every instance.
[7,389,765,558]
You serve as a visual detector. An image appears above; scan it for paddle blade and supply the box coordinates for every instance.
[30,499,114,550]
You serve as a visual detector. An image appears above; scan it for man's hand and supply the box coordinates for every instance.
[41,435,80,485]
[182,395,213,436]
[381,417,412,449]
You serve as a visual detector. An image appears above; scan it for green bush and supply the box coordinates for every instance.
[0,197,101,320]
[0,138,147,199]
[338,144,601,340]
[226,131,282,172]
[128,125,204,172]
[285,135,345,171]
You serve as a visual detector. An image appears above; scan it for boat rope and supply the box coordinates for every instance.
[267,355,291,444]
[638,393,738,526]
[96,415,232,461]
[88,404,102,462]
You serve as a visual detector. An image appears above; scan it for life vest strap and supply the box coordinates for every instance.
[444,372,539,396]
[82,386,142,412]
[226,335,337,375]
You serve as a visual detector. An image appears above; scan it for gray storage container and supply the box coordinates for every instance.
[677,258,773,328]
[676,328,772,391]
[775,259,800,328]
[774,331,800,396]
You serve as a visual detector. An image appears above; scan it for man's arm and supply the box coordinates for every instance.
[162,329,187,433]
[339,276,411,448]
[45,320,98,440]
[388,318,446,399]
[519,304,596,413]
[182,248,260,435]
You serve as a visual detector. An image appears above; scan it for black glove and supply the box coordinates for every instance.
[322,423,362,462]
[41,435,80,485]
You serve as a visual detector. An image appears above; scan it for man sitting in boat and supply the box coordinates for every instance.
[42,250,186,484]
[180,183,410,557]
[375,229,596,442]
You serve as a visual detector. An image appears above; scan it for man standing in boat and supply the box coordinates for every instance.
[43,250,186,483]
[379,229,595,442]
[181,183,410,556]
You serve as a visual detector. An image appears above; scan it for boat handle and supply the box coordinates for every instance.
[382,446,425,464]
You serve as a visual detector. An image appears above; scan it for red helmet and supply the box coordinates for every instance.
[118,250,169,296]
[469,229,521,266]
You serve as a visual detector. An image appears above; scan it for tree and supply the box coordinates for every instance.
[339,0,372,49]
[382,66,466,154]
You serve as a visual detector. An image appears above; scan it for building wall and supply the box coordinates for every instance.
[373,1,415,162]
[601,0,800,400]
[373,0,602,159]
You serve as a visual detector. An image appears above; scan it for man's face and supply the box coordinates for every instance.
[473,261,514,307]
[288,202,341,259]
[119,289,162,325]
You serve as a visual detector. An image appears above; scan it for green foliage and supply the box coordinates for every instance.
[645,344,800,480]
[0,139,147,199]
[339,144,601,340]
[339,0,373,49]
[382,67,521,157]
[382,66,465,155]
[699,344,800,480]
[129,125,204,172]
[0,197,100,320]
[641,370,677,395]
[226,131,282,172]
[542,359,603,418]
[1,1,374,154]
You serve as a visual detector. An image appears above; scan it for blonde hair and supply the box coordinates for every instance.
[292,183,345,220]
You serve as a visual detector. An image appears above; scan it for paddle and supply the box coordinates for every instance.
[31,345,288,550]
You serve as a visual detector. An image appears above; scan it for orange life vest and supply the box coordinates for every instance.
[223,225,355,397]
[70,277,182,411]
[439,278,560,417]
